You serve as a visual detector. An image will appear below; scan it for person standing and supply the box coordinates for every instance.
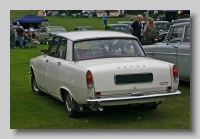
[143,18,156,45]
[16,24,24,49]
[10,24,15,49]
[102,14,107,24]
[131,14,143,43]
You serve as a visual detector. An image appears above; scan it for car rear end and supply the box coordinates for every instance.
[77,58,180,107]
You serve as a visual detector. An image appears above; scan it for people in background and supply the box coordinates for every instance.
[131,14,143,43]
[10,24,15,49]
[143,18,156,45]
[29,24,35,39]
[88,10,92,18]
[102,14,107,24]
[16,24,24,49]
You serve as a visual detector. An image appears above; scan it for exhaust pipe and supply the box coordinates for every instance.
[98,106,104,111]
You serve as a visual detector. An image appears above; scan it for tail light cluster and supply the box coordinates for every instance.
[86,71,94,89]
[173,65,179,83]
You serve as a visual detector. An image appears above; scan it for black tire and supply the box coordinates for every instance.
[45,38,48,45]
[63,92,80,118]
[143,102,161,109]
[31,73,44,95]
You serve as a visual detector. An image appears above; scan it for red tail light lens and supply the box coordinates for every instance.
[173,65,178,77]
[173,65,179,83]
[86,71,93,88]
[167,86,172,92]
[95,92,101,96]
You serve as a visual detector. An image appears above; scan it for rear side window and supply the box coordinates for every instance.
[48,36,60,57]
[55,37,67,59]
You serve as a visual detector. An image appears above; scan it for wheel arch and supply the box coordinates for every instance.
[60,87,74,102]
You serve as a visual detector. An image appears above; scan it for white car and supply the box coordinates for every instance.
[29,31,181,118]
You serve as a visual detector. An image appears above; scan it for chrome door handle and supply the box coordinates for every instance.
[57,62,61,65]
[173,46,178,48]
[46,59,49,63]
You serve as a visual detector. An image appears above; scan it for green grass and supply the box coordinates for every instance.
[10,10,190,129]
[10,44,190,129]
[10,10,134,31]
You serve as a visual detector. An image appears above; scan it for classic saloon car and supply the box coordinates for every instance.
[105,24,131,34]
[74,26,94,31]
[30,31,181,118]
[36,26,67,44]
[143,22,190,81]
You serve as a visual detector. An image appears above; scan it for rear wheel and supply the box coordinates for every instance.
[63,92,80,118]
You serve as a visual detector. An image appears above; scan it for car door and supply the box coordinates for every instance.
[176,25,190,80]
[155,25,185,65]
[45,36,60,95]
[51,37,68,97]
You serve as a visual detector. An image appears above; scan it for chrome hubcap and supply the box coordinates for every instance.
[66,94,73,112]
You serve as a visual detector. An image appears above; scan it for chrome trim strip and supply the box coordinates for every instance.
[156,52,176,55]
[87,90,181,103]
[177,53,190,56]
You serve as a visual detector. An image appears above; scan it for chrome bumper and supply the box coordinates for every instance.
[87,90,181,103]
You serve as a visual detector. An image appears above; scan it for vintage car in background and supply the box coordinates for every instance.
[105,24,131,34]
[141,21,171,45]
[30,31,181,118]
[116,21,133,27]
[171,18,190,25]
[143,22,190,81]
[36,26,67,44]
[74,26,94,31]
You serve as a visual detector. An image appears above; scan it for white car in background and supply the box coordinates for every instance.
[29,31,181,118]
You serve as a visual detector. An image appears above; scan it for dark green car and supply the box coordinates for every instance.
[105,24,131,34]
[141,21,170,45]
[74,26,94,31]
[37,26,67,44]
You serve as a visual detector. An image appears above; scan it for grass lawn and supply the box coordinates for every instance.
[10,10,190,129]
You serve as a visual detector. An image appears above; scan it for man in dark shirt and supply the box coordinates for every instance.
[131,14,143,43]
[10,24,15,49]
[16,24,24,49]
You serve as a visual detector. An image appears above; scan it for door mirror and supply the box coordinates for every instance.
[41,49,48,56]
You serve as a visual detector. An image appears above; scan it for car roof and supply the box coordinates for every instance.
[117,21,133,24]
[107,24,129,27]
[75,26,93,28]
[174,18,190,22]
[57,30,137,41]
[172,22,190,27]
[144,21,170,24]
